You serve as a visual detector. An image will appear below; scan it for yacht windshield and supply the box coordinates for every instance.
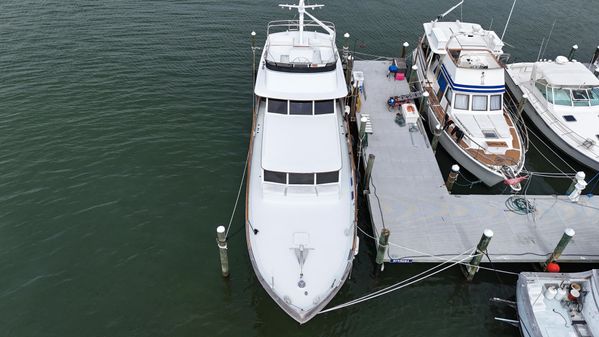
[542,87,599,106]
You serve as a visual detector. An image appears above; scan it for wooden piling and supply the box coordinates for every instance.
[216,225,229,277]
[408,65,418,86]
[431,124,442,153]
[445,164,459,193]
[543,228,575,270]
[359,115,368,142]
[364,154,375,193]
[464,229,494,281]
[419,91,430,116]
[568,44,578,61]
[400,42,409,59]
[375,228,390,266]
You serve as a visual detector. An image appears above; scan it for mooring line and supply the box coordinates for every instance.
[225,151,249,238]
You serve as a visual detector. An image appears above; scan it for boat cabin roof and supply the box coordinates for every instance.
[261,112,341,173]
[265,30,337,67]
[533,59,599,87]
[423,21,504,56]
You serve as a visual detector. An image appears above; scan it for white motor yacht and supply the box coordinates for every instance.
[245,1,357,324]
[412,21,526,189]
[506,57,599,170]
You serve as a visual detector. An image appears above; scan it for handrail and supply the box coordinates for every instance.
[267,19,335,36]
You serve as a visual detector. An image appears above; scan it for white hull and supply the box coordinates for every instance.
[505,70,599,171]
[246,99,356,323]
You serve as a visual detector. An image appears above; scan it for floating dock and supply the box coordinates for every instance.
[353,60,599,263]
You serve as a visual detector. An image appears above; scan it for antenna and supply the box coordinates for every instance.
[500,0,517,41]
[434,1,464,22]
[279,0,326,45]
[540,19,556,60]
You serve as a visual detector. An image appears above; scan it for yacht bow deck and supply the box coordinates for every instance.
[354,60,599,263]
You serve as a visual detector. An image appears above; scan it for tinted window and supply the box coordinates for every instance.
[264,170,286,183]
[490,95,502,110]
[314,100,334,114]
[289,173,314,184]
[289,101,313,115]
[454,94,469,110]
[472,95,488,111]
[268,99,287,114]
[445,87,453,105]
[317,171,339,184]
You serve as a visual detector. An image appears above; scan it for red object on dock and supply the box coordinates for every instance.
[547,262,560,273]
[395,72,405,81]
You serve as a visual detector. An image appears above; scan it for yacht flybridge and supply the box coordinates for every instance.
[413,21,526,189]
[246,1,356,324]
[506,57,599,170]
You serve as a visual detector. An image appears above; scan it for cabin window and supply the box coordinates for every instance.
[572,89,590,107]
[316,171,339,184]
[454,94,469,110]
[314,100,335,114]
[264,170,287,184]
[490,94,502,110]
[590,88,599,106]
[268,99,288,114]
[553,88,572,106]
[445,87,453,105]
[289,101,313,115]
[535,81,548,100]
[288,173,314,185]
[437,73,447,97]
[472,95,488,111]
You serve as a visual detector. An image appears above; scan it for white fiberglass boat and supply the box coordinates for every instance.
[506,57,599,170]
[245,1,357,324]
[413,21,526,189]
[517,269,599,337]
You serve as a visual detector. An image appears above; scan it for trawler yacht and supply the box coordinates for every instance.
[506,57,599,170]
[413,21,526,189]
[245,1,357,324]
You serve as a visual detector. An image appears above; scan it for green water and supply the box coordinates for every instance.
[1,1,598,336]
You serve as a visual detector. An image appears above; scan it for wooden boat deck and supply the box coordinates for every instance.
[353,60,599,263]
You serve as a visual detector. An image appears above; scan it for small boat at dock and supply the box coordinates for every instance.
[412,20,526,189]
[245,0,357,324]
[516,269,599,337]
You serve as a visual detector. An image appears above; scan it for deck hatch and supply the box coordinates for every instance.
[563,115,577,122]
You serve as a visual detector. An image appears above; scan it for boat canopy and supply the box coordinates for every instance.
[532,60,599,87]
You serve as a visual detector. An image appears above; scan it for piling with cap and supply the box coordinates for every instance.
[568,44,578,61]
[216,225,229,277]
[359,115,368,143]
[567,171,585,194]
[517,94,528,116]
[419,91,430,116]
[432,123,442,153]
[568,172,587,202]
[446,164,460,193]
[463,229,494,281]
[342,33,350,63]
[543,228,575,270]
[408,65,418,85]
[400,42,409,59]
[364,154,375,193]
[375,227,390,266]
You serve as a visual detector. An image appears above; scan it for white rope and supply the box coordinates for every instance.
[358,226,520,276]
[319,248,476,314]
[224,152,249,238]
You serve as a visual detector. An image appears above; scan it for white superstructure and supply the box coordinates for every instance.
[506,57,599,170]
[246,1,356,324]
[413,21,526,189]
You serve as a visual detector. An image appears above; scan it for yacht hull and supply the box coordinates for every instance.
[505,71,599,171]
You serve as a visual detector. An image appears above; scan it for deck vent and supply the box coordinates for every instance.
[563,115,576,122]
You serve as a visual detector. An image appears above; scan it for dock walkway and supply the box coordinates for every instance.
[354,60,599,263]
